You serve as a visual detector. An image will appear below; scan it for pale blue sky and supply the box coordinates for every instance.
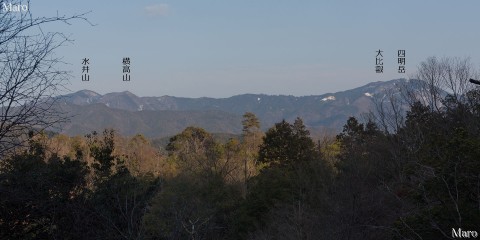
[29,0,480,97]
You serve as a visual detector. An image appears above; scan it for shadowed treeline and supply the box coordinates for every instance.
[1,56,480,239]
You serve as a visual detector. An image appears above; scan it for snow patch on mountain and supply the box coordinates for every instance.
[321,96,336,101]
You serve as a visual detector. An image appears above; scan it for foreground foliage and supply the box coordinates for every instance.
[1,86,480,239]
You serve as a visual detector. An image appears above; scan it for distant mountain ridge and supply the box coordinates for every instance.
[57,79,415,138]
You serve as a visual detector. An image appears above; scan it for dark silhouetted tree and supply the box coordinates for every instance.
[0,0,91,157]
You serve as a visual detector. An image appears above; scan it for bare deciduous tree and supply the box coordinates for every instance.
[371,87,408,134]
[403,56,478,110]
[0,0,91,157]
[371,56,479,134]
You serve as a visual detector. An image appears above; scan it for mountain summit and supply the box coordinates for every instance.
[57,79,414,138]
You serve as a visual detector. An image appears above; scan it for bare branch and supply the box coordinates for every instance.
[0,1,92,157]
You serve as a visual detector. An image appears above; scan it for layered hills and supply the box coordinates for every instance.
[56,79,414,138]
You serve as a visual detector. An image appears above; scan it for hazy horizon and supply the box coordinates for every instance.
[63,78,409,98]
[29,0,480,98]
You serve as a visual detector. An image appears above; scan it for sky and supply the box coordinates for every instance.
[25,0,480,97]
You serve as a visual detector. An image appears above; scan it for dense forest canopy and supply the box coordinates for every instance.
[1,55,480,239]
[1,1,479,239]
